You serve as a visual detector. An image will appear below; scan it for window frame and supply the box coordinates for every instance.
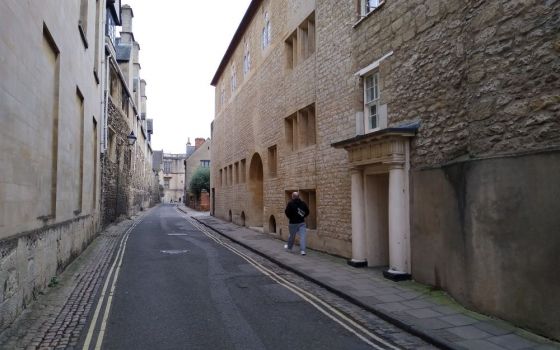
[360,0,384,17]
[364,71,380,132]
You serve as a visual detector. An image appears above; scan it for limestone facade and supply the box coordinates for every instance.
[0,0,156,330]
[211,0,560,340]
[161,153,186,203]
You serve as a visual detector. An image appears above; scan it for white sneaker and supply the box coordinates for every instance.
[300,251,306,256]
[284,244,289,250]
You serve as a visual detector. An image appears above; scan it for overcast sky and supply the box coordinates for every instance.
[122,0,252,154]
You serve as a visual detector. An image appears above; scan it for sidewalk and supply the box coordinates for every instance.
[178,206,559,350]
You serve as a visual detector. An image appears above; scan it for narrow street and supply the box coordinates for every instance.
[80,205,432,350]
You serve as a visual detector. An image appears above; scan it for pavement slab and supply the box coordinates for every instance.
[185,207,560,350]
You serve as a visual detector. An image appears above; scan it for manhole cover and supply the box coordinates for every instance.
[160,250,189,255]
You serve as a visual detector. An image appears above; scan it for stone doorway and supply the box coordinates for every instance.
[248,153,264,227]
[332,126,418,280]
[365,172,389,267]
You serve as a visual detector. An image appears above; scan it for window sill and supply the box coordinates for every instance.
[78,23,89,49]
[353,2,386,29]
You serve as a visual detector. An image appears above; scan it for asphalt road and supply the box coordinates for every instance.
[96,205,374,349]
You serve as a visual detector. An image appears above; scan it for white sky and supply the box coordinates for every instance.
[122,0,252,154]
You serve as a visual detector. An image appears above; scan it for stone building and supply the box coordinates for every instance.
[0,0,156,329]
[184,138,211,209]
[161,153,187,203]
[101,5,156,225]
[210,0,560,340]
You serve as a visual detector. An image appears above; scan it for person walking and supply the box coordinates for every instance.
[284,191,310,255]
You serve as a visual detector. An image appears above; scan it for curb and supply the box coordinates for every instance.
[192,215,457,350]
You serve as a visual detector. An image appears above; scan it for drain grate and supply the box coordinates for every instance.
[160,250,189,255]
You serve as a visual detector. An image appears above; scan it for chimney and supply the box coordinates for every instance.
[195,138,205,150]
[121,5,134,33]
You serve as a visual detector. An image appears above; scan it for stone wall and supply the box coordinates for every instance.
[211,0,560,340]
[101,98,133,226]
[0,1,103,330]
[211,0,356,256]
[348,0,560,340]
[412,151,560,340]
[0,215,97,330]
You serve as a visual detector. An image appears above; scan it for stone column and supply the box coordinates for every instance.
[349,168,367,267]
[387,164,410,277]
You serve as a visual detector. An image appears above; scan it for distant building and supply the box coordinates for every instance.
[161,153,187,203]
[185,138,211,209]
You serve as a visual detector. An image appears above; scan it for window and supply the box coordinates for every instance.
[231,63,237,92]
[364,72,380,131]
[200,160,210,168]
[105,11,116,44]
[243,40,251,75]
[299,190,317,229]
[285,113,297,151]
[268,145,277,177]
[285,12,315,69]
[285,31,297,69]
[164,178,170,189]
[285,104,316,151]
[234,162,239,184]
[360,0,383,16]
[220,86,225,106]
[219,169,223,187]
[228,165,233,185]
[262,11,271,49]
[164,161,171,174]
[240,159,246,183]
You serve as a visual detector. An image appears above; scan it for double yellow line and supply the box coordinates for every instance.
[183,214,401,350]
[82,219,143,350]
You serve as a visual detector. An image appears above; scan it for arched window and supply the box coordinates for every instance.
[243,40,251,75]
[230,63,237,92]
[262,11,271,49]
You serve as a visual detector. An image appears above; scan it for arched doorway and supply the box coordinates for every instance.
[240,211,246,226]
[268,215,276,234]
[248,153,264,228]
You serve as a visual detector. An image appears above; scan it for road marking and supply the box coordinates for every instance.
[167,233,188,236]
[160,249,189,254]
[82,219,142,350]
[179,211,401,350]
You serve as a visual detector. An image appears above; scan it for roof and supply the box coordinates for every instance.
[210,0,262,86]
[331,122,420,149]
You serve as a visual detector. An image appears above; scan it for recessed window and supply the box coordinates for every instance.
[364,72,380,131]
[285,104,316,151]
[243,40,251,76]
[234,162,239,184]
[268,145,277,177]
[200,160,210,168]
[262,11,272,49]
[240,159,246,183]
[299,189,317,229]
[220,86,225,106]
[228,164,233,185]
[231,64,237,92]
[360,0,384,16]
[79,0,89,48]
[285,12,315,70]
[219,169,223,187]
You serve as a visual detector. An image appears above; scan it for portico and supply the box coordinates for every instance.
[332,126,417,280]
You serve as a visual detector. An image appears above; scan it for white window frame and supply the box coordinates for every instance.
[360,0,383,17]
[364,72,380,132]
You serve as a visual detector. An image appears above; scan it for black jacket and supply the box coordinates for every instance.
[284,198,310,224]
